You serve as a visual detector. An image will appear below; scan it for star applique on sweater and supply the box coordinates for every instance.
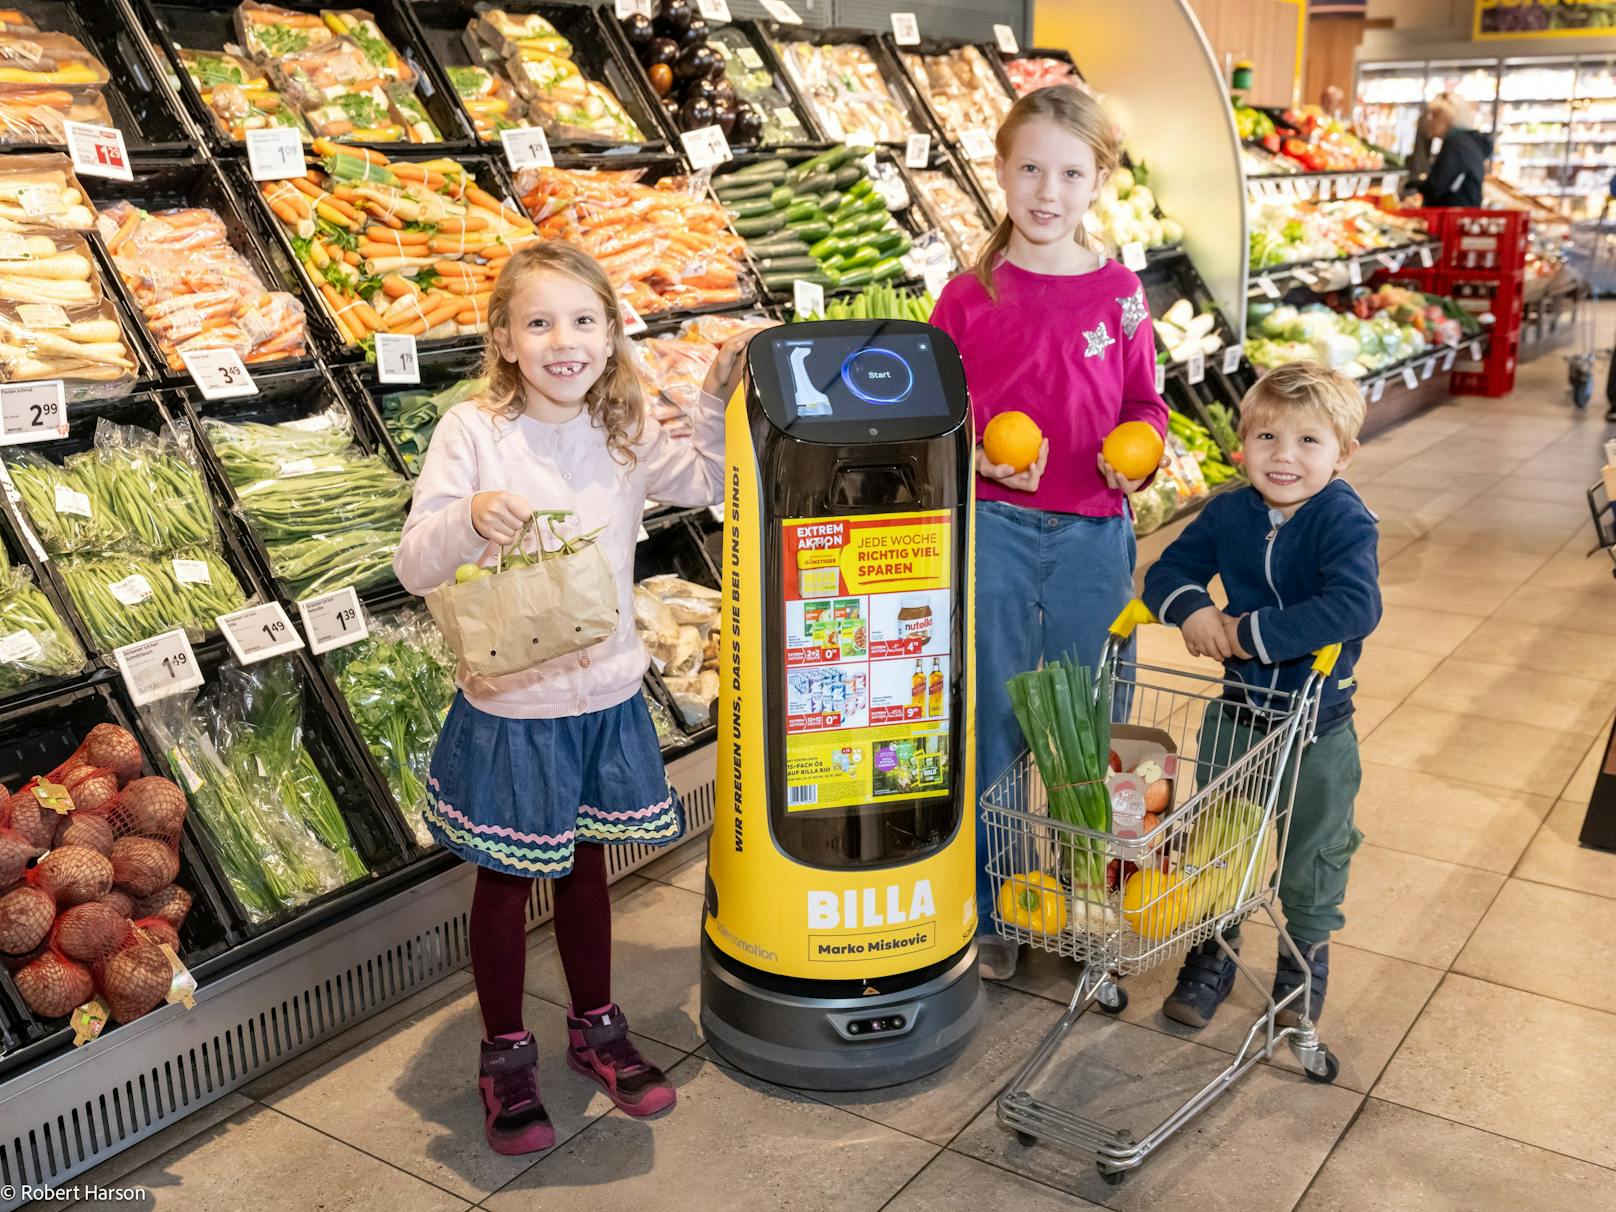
[1117,287,1148,339]
[1083,321,1115,359]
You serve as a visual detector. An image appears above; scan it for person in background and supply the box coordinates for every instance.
[1320,84,1346,121]
[1409,93,1491,208]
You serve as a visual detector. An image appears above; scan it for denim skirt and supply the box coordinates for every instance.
[424,691,684,877]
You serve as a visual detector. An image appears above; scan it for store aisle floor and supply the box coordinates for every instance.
[53,350,1616,1212]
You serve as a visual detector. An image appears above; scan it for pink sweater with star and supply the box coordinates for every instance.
[929,259,1168,517]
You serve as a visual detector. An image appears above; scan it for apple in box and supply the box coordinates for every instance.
[1106,725,1179,841]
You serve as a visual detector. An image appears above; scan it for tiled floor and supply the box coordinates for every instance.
[49,350,1616,1211]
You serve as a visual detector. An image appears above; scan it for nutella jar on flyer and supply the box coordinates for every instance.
[896,595,933,648]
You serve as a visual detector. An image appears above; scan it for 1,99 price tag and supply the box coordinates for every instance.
[994,24,1019,55]
[793,278,824,318]
[298,586,368,654]
[62,119,132,182]
[217,602,304,665]
[0,380,66,446]
[760,0,802,23]
[375,332,420,384]
[180,348,258,400]
[246,127,305,181]
[905,132,931,168]
[697,0,732,21]
[1186,351,1205,385]
[890,13,921,45]
[115,629,204,707]
[681,124,732,170]
[500,125,553,171]
[1222,345,1242,375]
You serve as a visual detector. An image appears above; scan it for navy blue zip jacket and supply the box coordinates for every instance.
[1141,478,1382,733]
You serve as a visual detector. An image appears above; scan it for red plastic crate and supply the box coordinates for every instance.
[1444,209,1530,272]
[1395,206,1450,247]
[1451,331,1518,397]
[1440,270,1524,331]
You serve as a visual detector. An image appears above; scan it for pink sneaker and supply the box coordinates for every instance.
[478,1032,556,1155]
[565,1003,677,1117]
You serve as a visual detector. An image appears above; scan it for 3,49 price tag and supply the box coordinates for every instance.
[500,125,553,171]
[681,124,732,170]
[298,586,368,654]
[62,119,132,182]
[0,380,66,446]
[905,132,931,168]
[217,602,304,665]
[994,24,1019,55]
[115,629,203,707]
[180,348,258,400]
[246,127,305,181]
[760,0,802,23]
[890,13,921,45]
[375,332,420,384]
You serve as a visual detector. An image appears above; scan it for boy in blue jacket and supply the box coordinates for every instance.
[1142,361,1381,1029]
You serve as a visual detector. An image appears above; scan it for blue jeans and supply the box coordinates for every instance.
[974,500,1137,929]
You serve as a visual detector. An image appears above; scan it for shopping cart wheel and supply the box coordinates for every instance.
[1098,1164,1128,1186]
[1096,983,1128,1015]
[1301,1046,1341,1085]
[1574,376,1593,410]
[1015,1131,1038,1147]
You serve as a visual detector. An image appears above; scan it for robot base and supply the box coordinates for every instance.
[700,935,984,1091]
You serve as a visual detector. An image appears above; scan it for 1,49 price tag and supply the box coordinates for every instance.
[760,0,802,23]
[0,380,66,446]
[500,125,553,171]
[246,127,305,181]
[298,586,368,654]
[697,0,732,21]
[62,120,132,182]
[793,278,824,318]
[375,332,420,384]
[180,348,258,400]
[994,24,1019,55]
[217,602,304,665]
[890,13,921,45]
[1222,346,1242,375]
[115,629,203,707]
[905,132,931,168]
[681,124,732,170]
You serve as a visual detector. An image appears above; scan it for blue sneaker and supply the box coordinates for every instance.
[1273,936,1329,1028]
[1161,933,1240,1029]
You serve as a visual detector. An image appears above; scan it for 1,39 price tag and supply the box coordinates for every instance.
[1121,241,1147,271]
[1371,378,1387,403]
[115,628,203,707]
[760,0,802,23]
[620,294,648,335]
[1401,366,1419,390]
[615,0,651,18]
[1187,351,1205,385]
[1154,363,1166,393]
[681,124,732,170]
[217,601,304,665]
[375,332,420,384]
[298,586,368,654]
[500,125,553,171]
[960,128,995,160]
[180,348,258,400]
[994,24,1019,55]
[905,132,931,168]
[62,119,132,182]
[0,380,65,446]
[890,13,921,45]
[246,127,305,181]
[697,0,732,21]
[1222,345,1242,374]
[793,278,824,318]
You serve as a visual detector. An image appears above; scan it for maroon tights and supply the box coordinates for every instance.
[469,843,611,1038]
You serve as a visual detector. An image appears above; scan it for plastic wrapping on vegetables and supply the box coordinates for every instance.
[631,314,773,440]
[143,655,365,923]
[177,46,310,143]
[0,31,111,91]
[772,42,912,144]
[1003,57,1083,97]
[709,28,805,145]
[643,689,681,750]
[634,574,720,728]
[900,48,1011,213]
[0,569,83,691]
[378,374,486,473]
[0,231,137,388]
[513,166,751,316]
[324,606,454,848]
[911,169,991,265]
[0,155,96,232]
[57,547,246,650]
[99,201,307,371]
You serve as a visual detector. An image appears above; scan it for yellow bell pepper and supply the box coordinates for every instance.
[996,871,1068,936]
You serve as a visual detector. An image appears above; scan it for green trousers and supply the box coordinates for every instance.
[1196,701,1363,943]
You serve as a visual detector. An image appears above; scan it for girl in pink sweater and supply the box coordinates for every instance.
[394,242,754,1155]
[928,87,1168,982]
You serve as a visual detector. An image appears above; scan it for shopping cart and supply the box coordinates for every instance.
[981,601,1342,1186]
[1566,181,1616,416]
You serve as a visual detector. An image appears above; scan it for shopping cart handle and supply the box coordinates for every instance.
[1112,599,1343,676]
[1312,643,1342,676]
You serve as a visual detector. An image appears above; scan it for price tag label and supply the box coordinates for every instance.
[994,24,1019,55]
[681,124,732,170]
[891,13,921,45]
[1421,356,1436,380]
[760,0,802,23]
[793,278,824,318]
[1154,362,1166,393]
[1348,259,1363,286]
[218,601,304,665]
[115,628,203,707]
[0,379,65,445]
[1121,241,1147,271]
[17,303,69,330]
[620,294,648,336]
[1419,245,1435,267]
[738,46,764,70]
[843,129,875,150]
[180,348,258,400]
[710,504,725,524]
[500,125,553,171]
[1371,378,1386,403]
[1256,276,1280,299]
[1469,340,1483,359]
[172,557,211,585]
[1187,351,1205,385]
[1334,176,1353,200]
[0,629,42,663]
[1293,267,1318,286]
[637,524,650,543]
[245,127,304,181]
[905,132,931,168]
[54,484,91,517]
[1222,345,1242,374]
[960,128,995,160]
[698,0,731,21]
[1443,348,1457,371]
[298,586,368,654]
[62,120,132,182]
[375,332,420,384]
[1381,172,1398,195]
[615,0,651,17]
[1401,366,1418,390]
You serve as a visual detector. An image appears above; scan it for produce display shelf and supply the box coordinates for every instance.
[1249,240,1444,290]
[756,20,936,150]
[334,345,486,479]
[0,492,98,714]
[634,514,721,748]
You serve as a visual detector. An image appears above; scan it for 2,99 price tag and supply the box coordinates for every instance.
[890,13,921,45]
[680,124,732,170]
[217,602,304,665]
[246,127,305,181]
[180,348,258,400]
[0,379,66,446]
[1222,345,1242,374]
[905,132,931,168]
[298,586,368,654]
[994,24,1019,55]
[793,278,824,318]
[697,0,732,21]
[500,125,553,171]
[115,628,204,707]
[62,119,132,182]
[760,0,802,23]
[375,332,420,384]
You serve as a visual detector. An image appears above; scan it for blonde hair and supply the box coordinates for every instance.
[973,86,1122,300]
[1239,362,1365,447]
[482,242,645,466]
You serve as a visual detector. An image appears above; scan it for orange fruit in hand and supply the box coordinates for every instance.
[982,411,1043,472]
[1102,421,1165,481]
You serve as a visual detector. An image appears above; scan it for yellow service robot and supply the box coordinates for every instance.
[700,320,982,1090]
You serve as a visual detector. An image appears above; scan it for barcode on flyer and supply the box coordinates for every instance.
[788,785,818,806]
